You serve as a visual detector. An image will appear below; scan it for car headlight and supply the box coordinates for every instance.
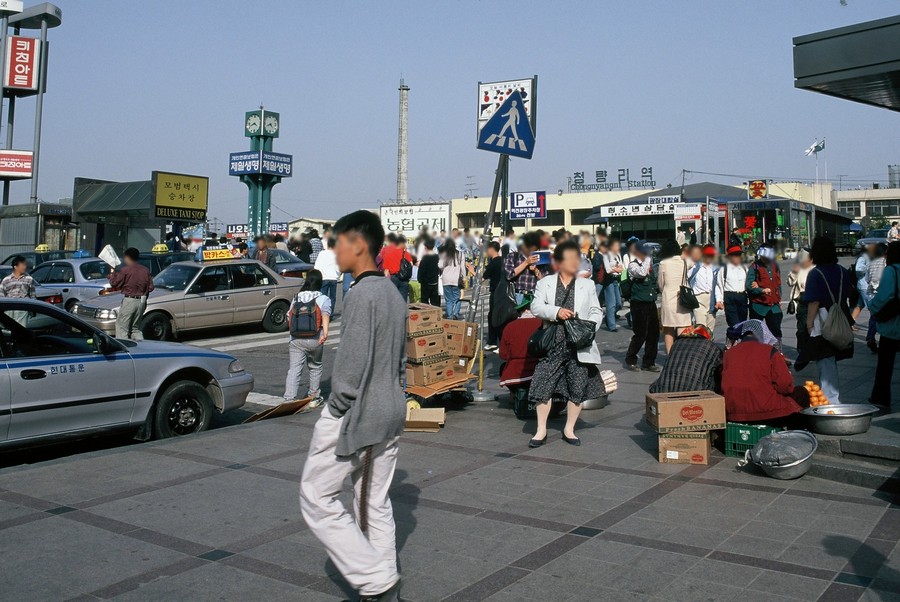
[95,309,117,320]
[228,360,244,374]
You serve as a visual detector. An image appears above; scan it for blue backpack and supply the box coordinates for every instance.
[290,295,321,338]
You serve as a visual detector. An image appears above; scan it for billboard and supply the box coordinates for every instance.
[477,78,535,134]
[0,149,32,179]
[152,171,209,221]
[228,151,260,176]
[380,203,450,239]
[3,35,40,94]
[226,222,289,238]
[228,150,292,177]
[598,202,704,218]
[260,151,292,177]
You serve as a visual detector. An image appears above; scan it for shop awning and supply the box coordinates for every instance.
[584,182,749,223]
[793,16,900,112]
[73,179,153,218]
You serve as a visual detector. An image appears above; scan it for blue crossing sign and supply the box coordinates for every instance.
[477,90,535,159]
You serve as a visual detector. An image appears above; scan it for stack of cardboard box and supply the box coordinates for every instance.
[443,319,478,371]
[406,303,454,387]
[645,390,726,465]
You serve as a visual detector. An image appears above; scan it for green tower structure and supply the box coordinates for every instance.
[228,108,293,238]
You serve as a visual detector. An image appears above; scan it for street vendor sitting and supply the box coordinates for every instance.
[722,319,810,427]
[498,294,542,390]
[649,325,722,394]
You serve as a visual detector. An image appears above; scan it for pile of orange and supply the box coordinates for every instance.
[804,381,830,407]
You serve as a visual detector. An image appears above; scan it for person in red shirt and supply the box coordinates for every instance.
[722,321,810,427]
[498,295,543,418]
[108,247,154,340]
[380,234,414,301]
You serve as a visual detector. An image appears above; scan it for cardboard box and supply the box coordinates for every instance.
[408,352,450,367]
[657,432,711,464]
[405,407,445,432]
[444,320,478,358]
[408,303,443,337]
[406,332,447,361]
[645,390,726,433]
[406,359,457,387]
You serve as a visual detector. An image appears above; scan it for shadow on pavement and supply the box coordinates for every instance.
[824,534,900,594]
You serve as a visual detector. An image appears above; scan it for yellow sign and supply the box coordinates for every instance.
[153,171,209,221]
[202,248,233,261]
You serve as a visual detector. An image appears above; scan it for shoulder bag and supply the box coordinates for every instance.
[678,259,700,310]
[563,281,597,349]
[527,277,572,357]
[874,265,900,323]
[817,267,854,349]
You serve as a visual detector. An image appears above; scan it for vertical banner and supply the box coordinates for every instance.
[3,35,40,94]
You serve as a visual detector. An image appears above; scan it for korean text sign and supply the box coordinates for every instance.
[152,172,209,221]
[3,36,40,93]
[380,203,450,239]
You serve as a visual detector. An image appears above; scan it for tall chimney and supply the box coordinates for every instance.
[396,78,410,203]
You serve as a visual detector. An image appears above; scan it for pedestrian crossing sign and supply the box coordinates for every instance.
[477,90,535,159]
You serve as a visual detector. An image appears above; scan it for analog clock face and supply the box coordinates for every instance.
[246,114,261,134]
[264,115,279,135]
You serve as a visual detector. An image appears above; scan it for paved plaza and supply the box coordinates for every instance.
[0,306,898,602]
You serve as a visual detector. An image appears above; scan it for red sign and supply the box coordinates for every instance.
[748,180,768,199]
[680,405,704,422]
[0,150,33,179]
[4,36,40,93]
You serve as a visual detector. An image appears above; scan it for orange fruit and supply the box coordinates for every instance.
[805,381,815,387]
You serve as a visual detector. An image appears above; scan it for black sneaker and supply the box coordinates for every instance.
[643,364,661,372]
[625,364,641,372]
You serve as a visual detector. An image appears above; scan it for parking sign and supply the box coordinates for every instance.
[510,191,546,220]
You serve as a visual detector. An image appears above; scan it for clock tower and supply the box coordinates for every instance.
[228,108,292,237]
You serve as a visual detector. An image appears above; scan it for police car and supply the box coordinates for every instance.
[0,298,253,448]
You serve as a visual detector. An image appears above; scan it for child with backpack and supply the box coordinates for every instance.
[283,269,332,409]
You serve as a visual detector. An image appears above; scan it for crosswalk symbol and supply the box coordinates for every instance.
[477,90,535,159]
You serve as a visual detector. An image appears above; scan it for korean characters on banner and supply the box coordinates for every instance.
[152,172,209,221]
[380,203,450,239]
[570,167,656,192]
[599,202,680,218]
[3,35,40,94]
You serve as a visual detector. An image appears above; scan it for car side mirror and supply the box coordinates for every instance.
[93,334,116,355]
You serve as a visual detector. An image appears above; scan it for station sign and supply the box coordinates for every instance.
[0,149,32,179]
[152,171,209,221]
[510,191,546,219]
[3,35,40,95]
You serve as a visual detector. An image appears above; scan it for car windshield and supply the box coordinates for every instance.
[867,229,888,239]
[79,261,112,280]
[153,265,200,291]
[271,249,301,264]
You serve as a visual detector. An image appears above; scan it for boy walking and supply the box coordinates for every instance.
[299,211,406,602]
[718,245,749,329]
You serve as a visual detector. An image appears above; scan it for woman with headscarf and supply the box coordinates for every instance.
[656,238,694,353]
[722,319,810,427]
[746,245,784,351]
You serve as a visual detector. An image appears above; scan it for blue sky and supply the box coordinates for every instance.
[7,0,900,224]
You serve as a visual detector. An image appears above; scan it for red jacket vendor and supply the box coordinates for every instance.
[498,295,542,388]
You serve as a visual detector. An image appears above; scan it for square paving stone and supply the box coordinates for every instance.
[683,558,763,587]
[88,469,299,549]
[717,534,791,561]
[745,569,830,601]
[662,576,745,601]
[0,515,185,602]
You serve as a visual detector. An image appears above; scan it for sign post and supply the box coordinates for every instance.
[468,76,537,399]
[228,109,293,238]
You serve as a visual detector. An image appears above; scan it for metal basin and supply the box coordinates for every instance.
[801,404,880,436]
[744,430,818,480]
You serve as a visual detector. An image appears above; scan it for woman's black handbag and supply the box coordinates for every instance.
[563,318,596,349]
[490,280,517,328]
[528,324,557,357]
[875,266,900,323]
[678,259,700,310]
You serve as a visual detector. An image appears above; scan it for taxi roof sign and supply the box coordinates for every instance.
[151,244,169,253]
[34,243,49,252]
[201,247,233,262]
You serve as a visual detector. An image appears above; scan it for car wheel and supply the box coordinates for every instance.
[262,301,289,333]
[154,381,213,438]
[141,312,172,340]
[65,298,78,312]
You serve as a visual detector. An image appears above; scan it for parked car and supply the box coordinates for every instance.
[29,258,112,311]
[73,258,304,340]
[268,248,313,278]
[0,298,252,448]
[2,250,78,271]
[855,228,889,255]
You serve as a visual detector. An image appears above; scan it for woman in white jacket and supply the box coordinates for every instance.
[528,241,604,447]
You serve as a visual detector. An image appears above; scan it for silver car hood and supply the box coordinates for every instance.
[115,338,232,360]
[78,288,182,310]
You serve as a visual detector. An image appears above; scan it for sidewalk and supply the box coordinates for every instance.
[0,311,897,601]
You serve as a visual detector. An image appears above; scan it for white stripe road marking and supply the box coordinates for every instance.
[188,323,342,346]
[211,335,341,353]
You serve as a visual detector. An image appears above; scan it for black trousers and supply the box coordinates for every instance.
[871,335,898,408]
[750,307,783,339]
[420,283,441,308]
[625,301,659,368]
[487,294,501,345]
[723,292,748,329]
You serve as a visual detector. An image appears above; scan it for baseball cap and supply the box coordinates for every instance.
[726,245,742,256]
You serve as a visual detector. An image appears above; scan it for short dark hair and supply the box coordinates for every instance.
[505,228,515,236]
[659,239,682,260]
[10,255,26,268]
[327,237,336,249]
[809,236,838,265]
[333,210,385,259]
[553,240,580,262]
[521,231,541,250]
[488,241,501,253]
[124,247,140,261]
[302,268,323,292]
[424,238,435,251]
[886,241,900,266]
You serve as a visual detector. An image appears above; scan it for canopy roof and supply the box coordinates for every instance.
[73,179,153,218]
